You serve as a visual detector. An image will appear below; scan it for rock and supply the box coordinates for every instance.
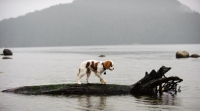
[2,57,12,59]
[99,55,106,57]
[3,49,13,56]
[190,54,200,58]
[176,51,189,58]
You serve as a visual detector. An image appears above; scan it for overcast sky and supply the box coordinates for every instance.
[0,0,74,21]
[0,0,200,21]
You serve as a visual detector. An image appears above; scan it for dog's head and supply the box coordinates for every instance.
[104,60,114,71]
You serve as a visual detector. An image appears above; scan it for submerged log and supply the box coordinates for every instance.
[2,66,183,96]
[2,84,131,95]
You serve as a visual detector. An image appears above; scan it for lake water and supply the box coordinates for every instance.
[0,44,200,111]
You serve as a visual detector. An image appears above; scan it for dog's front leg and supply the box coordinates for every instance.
[100,78,106,84]
[95,73,106,84]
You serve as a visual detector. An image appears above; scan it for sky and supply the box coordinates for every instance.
[177,0,200,13]
[0,0,74,21]
[0,0,200,21]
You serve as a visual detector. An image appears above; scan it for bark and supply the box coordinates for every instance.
[2,66,183,96]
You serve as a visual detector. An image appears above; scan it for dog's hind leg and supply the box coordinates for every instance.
[86,68,91,83]
[77,68,87,84]
[77,69,81,84]
[77,69,84,84]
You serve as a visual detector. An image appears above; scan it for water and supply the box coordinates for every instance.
[0,44,200,111]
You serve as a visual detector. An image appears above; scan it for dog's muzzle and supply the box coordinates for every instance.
[110,68,114,71]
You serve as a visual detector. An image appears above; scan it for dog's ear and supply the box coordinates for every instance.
[104,60,111,69]
[109,61,113,67]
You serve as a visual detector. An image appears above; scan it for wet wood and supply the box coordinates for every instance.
[2,84,131,95]
[130,66,183,95]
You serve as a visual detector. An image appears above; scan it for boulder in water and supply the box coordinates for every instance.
[99,55,106,57]
[3,49,13,56]
[190,54,200,58]
[176,51,189,58]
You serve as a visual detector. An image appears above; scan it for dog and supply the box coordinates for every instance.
[77,60,114,84]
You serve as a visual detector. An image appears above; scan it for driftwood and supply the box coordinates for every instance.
[2,84,131,95]
[2,66,183,96]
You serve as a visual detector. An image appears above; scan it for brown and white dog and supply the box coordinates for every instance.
[77,60,114,84]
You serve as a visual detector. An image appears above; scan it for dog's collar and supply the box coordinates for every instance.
[102,62,106,70]
[102,62,106,75]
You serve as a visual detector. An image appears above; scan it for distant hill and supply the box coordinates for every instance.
[0,0,200,47]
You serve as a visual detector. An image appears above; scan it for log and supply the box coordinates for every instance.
[1,66,183,96]
[2,84,131,95]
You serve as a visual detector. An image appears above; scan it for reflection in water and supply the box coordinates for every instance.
[77,95,107,111]
[135,93,181,106]
[72,93,181,111]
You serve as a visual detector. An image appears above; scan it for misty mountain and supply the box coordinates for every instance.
[0,0,200,47]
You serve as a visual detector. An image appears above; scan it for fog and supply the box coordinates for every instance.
[0,0,200,47]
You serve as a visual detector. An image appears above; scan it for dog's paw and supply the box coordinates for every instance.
[100,79,106,84]
[103,80,106,84]
[100,79,104,84]
[87,82,92,84]
[77,82,81,84]
[87,80,91,84]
